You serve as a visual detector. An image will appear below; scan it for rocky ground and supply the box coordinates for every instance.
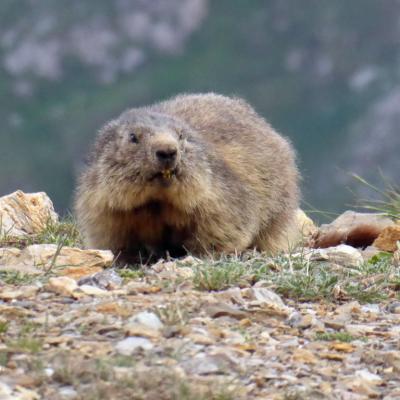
[0,191,400,400]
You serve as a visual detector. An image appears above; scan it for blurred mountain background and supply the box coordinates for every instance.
[1,0,399,219]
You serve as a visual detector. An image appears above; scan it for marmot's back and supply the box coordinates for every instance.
[75,93,299,260]
[154,93,271,144]
[154,93,298,220]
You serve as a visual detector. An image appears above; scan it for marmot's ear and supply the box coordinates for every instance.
[101,119,120,135]
[88,119,120,162]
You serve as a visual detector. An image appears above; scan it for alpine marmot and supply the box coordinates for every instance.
[75,93,299,261]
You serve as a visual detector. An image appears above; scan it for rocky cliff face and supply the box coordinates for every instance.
[343,88,400,191]
[2,0,208,93]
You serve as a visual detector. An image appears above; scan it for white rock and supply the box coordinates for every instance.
[248,287,291,317]
[308,244,364,267]
[58,386,78,399]
[251,287,286,307]
[345,324,374,336]
[0,382,12,397]
[79,284,111,297]
[361,304,380,314]
[115,337,154,355]
[128,311,163,330]
[355,369,383,385]
[15,386,41,400]
[47,276,78,296]
[0,190,58,237]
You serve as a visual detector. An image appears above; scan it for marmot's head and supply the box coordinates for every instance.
[90,110,211,209]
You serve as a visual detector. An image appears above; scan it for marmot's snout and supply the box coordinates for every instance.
[151,133,180,171]
[155,146,177,169]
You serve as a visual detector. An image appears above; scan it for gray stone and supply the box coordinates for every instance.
[128,311,163,331]
[182,354,220,375]
[115,337,154,355]
[387,302,400,314]
[78,269,123,290]
[205,303,248,320]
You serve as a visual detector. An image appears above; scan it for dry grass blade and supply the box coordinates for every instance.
[352,173,400,220]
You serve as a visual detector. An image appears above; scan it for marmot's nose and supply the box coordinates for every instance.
[155,148,177,164]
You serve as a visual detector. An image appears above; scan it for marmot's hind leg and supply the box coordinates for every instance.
[253,213,298,254]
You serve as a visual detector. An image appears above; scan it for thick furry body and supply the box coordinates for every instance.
[75,93,299,259]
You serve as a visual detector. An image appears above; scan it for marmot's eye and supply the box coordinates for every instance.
[129,132,138,143]
[178,131,184,140]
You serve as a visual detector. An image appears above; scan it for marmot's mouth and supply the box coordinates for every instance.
[149,168,178,182]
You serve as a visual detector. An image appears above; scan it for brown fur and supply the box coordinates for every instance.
[74,93,300,260]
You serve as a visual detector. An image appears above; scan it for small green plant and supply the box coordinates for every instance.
[315,332,357,342]
[283,390,308,400]
[6,321,43,354]
[344,281,387,303]
[0,217,82,249]
[31,217,83,247]
[112,355,137,368]
[0,352,8,367]
[0,321,8,334]
[193,257,256,291]
[367,251,394,267]
[273,263,339,301]
[7,337,43,353]
[19,321,41,336]
[118,267,145,281]
[0,270,38,285]
[154,302,188,326]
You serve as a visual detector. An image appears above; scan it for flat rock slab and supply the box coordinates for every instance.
[307,244,364,267]
[0,244,114,271]
[311,210,394,249]
[0,190,58,237]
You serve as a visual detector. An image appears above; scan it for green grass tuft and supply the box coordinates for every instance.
[193,259,252,291]
[31,217,83,247]
[0,321,8,334]
[315,332,357,342]
[7,337,43,354]
[0,217,83,249]
[0,270,38,285]
[117,267,145,281]
[191,250,399,303]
